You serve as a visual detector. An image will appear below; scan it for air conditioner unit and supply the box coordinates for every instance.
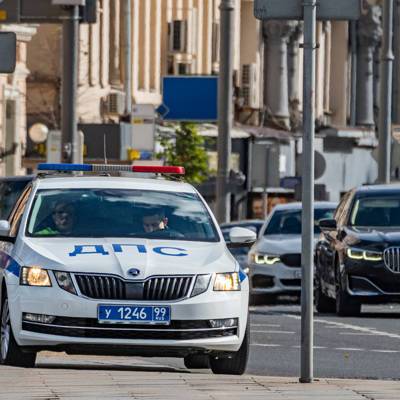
[241,63,260,109]
[168,20,188,53]
[105,92,125,115]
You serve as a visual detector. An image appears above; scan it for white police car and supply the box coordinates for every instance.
[0,164,255,374]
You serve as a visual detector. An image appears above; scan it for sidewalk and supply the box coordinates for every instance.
[0,354,398,400]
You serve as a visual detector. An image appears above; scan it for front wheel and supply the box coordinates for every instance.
[210,321,249,375]
[0,297,36,368]
[315,277,335,313]
[335,276,361,317]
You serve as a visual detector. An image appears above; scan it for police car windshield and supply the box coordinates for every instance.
[27,189,219,241]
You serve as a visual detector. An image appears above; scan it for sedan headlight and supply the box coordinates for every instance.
[191,274,211,297]
[20,267,51,287]
[54,271,77,295]
[346,248,383,262]
[250,253,281,265]
[213,272,240,291]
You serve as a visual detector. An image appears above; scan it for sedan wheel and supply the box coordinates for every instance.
[0,296,36,368]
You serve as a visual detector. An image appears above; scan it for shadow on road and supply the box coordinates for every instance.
[35,361,190,374]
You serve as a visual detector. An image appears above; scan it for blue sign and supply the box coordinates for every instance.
[157,76,218,121]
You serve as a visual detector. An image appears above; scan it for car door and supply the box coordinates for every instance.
[0,185,32,304]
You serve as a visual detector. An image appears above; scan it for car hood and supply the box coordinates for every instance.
[19,238,236,279]
[253,234,319,255]
[344,227,400,248]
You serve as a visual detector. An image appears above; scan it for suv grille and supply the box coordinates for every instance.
[383,248,400,273]
[74,274,194,301]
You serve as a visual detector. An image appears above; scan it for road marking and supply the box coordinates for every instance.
[370,349,400,354]
[336,347,365,352]
[251,343,281,347]
[339,332,377,336]
[291,345,327,349]
[282,313,400,340]
[252,330,295,334]
[251,323,281,327]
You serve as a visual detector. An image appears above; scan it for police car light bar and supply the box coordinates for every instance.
[37,163,185,175]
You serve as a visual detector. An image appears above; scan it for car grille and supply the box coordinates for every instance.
[383,248,400,273]
[74,274,194,301]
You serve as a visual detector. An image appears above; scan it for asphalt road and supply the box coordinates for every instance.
[94,300,400,380]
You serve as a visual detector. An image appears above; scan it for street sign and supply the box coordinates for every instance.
[157,76,218,121]
[0,32,16,73]
[0,0,97,23]
[254,0,361,21]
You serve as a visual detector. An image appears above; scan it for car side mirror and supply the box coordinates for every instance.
[0,220,10,236]
[228,227,257,248]
[319,218,337,232]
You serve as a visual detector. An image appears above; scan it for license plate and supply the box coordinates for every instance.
[98,305,171,325]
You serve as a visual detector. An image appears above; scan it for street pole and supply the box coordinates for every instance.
[216,0,235,223]
[124,0,132,116]
[300,0,316,384]
[378,0,394,184]
[61,5,80,164]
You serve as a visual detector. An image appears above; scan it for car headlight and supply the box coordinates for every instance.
[213,272,240,291]
[191,274,211,297]
[346,248,383,262]
[20,267,52,287]
[54,271,77,295]
[250,253,281,265]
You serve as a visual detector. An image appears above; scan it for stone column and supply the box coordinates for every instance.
[109,0,121,86]
[263,20,297,129]
[287,22,303,103]
[356,5,382,127]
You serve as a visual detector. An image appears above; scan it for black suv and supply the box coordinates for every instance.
[315,185,400,316]
[0,176,33,220]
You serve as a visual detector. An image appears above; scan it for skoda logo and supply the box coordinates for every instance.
[128,268,141,277]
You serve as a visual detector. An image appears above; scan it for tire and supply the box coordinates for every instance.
[0,297,36,368]
[210,321,249,375]
[315,277,335,313]
[183,354,210,369]
[335,274,361,317]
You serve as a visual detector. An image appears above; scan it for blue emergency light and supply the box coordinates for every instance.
[37,163,185,175]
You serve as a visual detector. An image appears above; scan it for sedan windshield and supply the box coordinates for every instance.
[350,196,400,227]
[27,189,219,241]
[264,208,335,235]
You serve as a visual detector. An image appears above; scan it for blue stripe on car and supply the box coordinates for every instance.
[0,251,20,278]
[239,269,247,282]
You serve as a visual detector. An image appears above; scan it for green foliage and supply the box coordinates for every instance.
[157,123,209,184]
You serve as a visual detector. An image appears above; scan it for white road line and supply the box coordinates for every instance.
[339,332,377,336]
[291,345,327,349]
[370,349,400,354]
[251,343,281,347]
[336,348,365,352]
[251,330,295,334]
[282,313,400,340]
[251,323,281,327]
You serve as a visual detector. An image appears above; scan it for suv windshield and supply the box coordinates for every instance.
[264,208,335,235]
[27,189,219,241]
[350,195,400,227]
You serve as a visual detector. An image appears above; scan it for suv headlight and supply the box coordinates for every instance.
[346,248,383,262]
[213,272,240,291]
[250,253,281,265]
[20,267,52,287]
[54,271,77,295]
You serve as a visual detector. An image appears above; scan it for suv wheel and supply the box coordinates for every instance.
[1,297,36,368]
[315,276,335,313]
[335,274,361,317]
[210,321,249,375]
